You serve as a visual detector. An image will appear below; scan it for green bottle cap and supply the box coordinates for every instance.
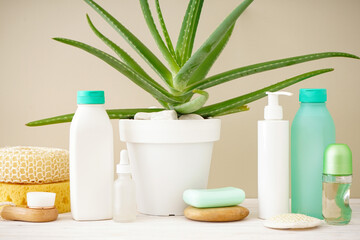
[299,88,327,103]
[323,144,352,175]
[77,91,105,104]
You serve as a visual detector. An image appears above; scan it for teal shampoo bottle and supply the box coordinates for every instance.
[291,89,335,219]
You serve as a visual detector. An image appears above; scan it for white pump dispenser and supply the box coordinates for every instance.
[258,91,292,219]
[264,91,292,120]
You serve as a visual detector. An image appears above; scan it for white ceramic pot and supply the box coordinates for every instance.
[119,119,221,216]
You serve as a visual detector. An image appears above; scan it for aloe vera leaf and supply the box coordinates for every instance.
[87,14,177,101]
[213,105,249,117]
[174,89,209,114]
[87,15,151,82]
[53,38,183,104]
[174,0,253,90]
[26,108,165,127]
[185,52,360,92]
[195,68,333,117]
[139,0,180,74]
[158,99,170,109]
[84,0,173,86]
[186,24,235,87]
[175,0,204,66]
[155,0,176,60]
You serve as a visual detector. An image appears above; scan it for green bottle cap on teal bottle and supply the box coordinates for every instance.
[323,144,352,175]
[77,91,105,104]
[299,89,327,103]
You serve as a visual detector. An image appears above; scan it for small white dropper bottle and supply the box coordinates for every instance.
[113,149,137,222]
[258,91,292,219]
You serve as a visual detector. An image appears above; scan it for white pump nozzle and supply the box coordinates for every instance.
[264,91,292,120]
[117,149,131,173]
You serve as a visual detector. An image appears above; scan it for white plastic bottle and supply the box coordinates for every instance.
[113,149,137,222]
[69,90,114,221]
[258,91,292,219]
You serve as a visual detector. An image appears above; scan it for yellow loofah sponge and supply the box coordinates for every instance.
[0,181,70,213]
[0,146,69,184]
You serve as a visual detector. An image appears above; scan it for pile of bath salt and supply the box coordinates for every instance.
[264,213,323,229]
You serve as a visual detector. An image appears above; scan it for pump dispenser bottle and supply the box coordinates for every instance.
[258,91,292,219]
[113,150,137,222]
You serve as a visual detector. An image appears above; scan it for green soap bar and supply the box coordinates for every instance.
[183,187,245,208]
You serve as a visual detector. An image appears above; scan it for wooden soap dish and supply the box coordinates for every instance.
[1,206,58,222]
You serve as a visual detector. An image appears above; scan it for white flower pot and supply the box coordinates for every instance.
[119,119,221,216]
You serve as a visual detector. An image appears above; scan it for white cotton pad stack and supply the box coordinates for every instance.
[27,192,56,209]
[264,213,323,229]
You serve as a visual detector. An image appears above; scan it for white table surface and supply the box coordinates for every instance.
[1,199,359,240]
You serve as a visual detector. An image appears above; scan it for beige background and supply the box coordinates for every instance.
[0,0,359,197]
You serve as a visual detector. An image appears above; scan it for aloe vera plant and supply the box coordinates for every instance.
[27,0,359,126]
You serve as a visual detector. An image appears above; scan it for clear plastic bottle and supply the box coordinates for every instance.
[322,144,352,225]
[69,91,114,221]
[113,150,137,222]
[291,89,335,219]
